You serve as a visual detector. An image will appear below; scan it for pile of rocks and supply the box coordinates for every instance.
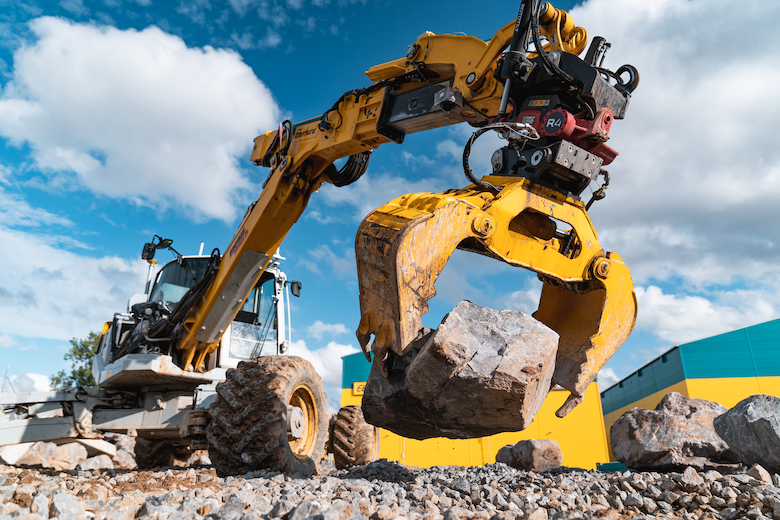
[611,393,780,473]
[2,457,780,520]
[0,433,139,472]
[0,435,209,473]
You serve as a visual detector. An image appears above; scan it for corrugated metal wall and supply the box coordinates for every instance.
[601,347,685,415]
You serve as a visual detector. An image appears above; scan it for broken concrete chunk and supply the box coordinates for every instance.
[496,439,563,472]
[112,449,137,470]
[53,443,89,470]
[610,392,730,470]
[714,394,780,472]
[103,433,136,455]
[0,443,34,465]
[51,493,86,520]
[73,439,117,458]
[77,454,114,471]
[15,442,58,468]
[363,300,559,439]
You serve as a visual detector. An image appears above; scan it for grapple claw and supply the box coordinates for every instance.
[355,198,480,363]
[355,180,637,421]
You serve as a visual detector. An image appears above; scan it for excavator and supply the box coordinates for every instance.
[1,0,638,476]
[214,0,638,472]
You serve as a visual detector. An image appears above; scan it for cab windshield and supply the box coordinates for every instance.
[150,258,210,306]
[230,273,278,359]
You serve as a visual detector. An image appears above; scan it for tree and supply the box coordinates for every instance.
[50,332,100,389]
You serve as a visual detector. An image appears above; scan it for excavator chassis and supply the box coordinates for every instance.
[356,176,637,423]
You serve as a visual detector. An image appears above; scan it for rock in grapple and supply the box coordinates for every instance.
[362,300,559,439]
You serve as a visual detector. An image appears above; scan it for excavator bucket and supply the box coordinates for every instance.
[355,197,478,369]
[356,180,637,429]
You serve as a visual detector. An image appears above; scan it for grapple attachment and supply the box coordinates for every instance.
[355,179,637,418]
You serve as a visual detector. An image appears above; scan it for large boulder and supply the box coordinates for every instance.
[714,394,780,472]
[610,392,730,470]
[14,441,59,468]
[363,300,559,439]
[496,439,563,472]
[0,443,34,465]
[77,454,114,471]
[103,432,137,454]
[112,449,137,470]
[52,442,89,470]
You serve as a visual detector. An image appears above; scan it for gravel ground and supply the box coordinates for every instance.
[1,459,779,520]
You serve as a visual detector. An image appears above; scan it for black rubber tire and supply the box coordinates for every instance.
[325,413,336,455]
[332,405,377,469]
[206,356,327,477]
[134,438,176,469]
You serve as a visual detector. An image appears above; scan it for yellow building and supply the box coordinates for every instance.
[341,353,610,469]
[601,319,780,461]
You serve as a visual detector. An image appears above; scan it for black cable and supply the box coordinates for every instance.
[279,120,293,156]
[462,127,502,194]
[326,150,373,187]
[146,248,221,341]
[531,4,575,85]
[585,170,610,210]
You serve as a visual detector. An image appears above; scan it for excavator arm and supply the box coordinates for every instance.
[174,0,639,418]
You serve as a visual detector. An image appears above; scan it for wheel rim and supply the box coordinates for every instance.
[288,385,318,459]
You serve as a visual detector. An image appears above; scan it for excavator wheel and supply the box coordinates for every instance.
[332,405,377,469]
[206,356,327,477]
[325,412,336,456]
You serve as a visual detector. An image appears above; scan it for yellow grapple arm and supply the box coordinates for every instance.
[174,1,589,370]
[175,1,638,421]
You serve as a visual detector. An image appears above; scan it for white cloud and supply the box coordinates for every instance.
[259,27,282,49]
[635,285,776,345]
[5,373,51,393]
[0,185,72,229]
[503,286,542,315]
[401,150,435,168]
[0,17,281,222]
[305,244,354,280]
[0,225,147,341]
[286,339,359,412]
[59,0,87,16]
[304,210,338,225]
[229,30,255,50]
[0,335,14,348]
[306,320,348,339]
[227,0,257,17]
[568,0,780,291]
[597,367,620,391]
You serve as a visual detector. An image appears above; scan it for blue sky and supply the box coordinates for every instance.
[1,0,779,406]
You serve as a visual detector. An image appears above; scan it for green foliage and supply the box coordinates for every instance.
[50,332,100,389]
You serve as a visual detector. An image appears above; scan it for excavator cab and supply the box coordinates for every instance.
[93,251,298,389]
